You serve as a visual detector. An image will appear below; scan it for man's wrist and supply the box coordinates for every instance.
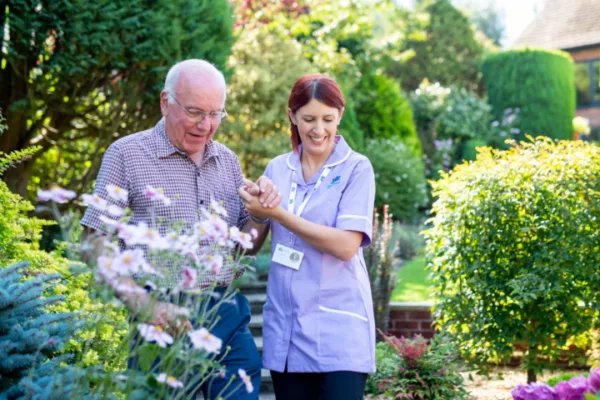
[250,214,269,224]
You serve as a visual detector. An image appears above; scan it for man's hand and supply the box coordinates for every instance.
[256,175,281,208]
[241,176,281,209]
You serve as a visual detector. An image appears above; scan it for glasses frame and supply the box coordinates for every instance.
[168,93,228,123]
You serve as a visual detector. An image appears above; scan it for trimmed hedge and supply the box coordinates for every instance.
[481,48,575,140]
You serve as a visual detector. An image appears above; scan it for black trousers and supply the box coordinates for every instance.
[270,367,367,400]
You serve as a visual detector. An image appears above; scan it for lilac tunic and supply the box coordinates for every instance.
[262,136,376,373]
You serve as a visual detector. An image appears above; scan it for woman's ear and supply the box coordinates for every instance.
[338,107,345,123]
[288,108,297,125]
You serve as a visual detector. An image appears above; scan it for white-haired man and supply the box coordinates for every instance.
[82,59,278,399]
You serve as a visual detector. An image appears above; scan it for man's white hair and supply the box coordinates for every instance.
[163,59,227,103]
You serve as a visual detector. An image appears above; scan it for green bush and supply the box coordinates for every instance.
[424,137,600,382]
[366,333,468,399]
[0,152,128,371]
[481,48,575,140]
[354,72,420,157]
[410,81,503,179]
[365,138,428,223]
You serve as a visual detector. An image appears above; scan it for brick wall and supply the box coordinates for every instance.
[387,301,435,339]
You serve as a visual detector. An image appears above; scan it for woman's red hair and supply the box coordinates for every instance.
[288,74,345,153]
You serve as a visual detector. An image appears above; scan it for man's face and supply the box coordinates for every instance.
[160,74,226,160]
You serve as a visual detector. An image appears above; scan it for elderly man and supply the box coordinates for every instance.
[82,59,277,399]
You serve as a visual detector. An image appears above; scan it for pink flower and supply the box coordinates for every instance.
[156,373,184,389]
[137,323,173,348]
[180,266,197,289]
[588,368,600,393]
[238,369,254,393]
[105,184,129,203]
[37,186,76,203]
[206,254,223,275]
[229,226,254,250]
[512,383,557,400]
[143,185,171,206]
[555,376,588,400]
[210,200,228,217]
[188,328,222,353]
[81,193,108,211]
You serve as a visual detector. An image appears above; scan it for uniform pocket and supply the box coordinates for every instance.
[318,305,368,321]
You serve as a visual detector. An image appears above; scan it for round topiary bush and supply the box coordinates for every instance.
[424,137,600,382]
[481,48,575,140]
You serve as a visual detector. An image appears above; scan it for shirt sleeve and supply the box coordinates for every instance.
[80,142,129,233]
[233,155,250,230]
[335,156,375,247]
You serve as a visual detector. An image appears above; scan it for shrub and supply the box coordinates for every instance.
[354,72,421,157]
[0,261,75,394]
[364,138,428,222]
[481,48,575,140]
[0,149,128,371]
[366,333,469,399]
[395,222,426,261]
[425,137,600,382]
[410,81,506,179]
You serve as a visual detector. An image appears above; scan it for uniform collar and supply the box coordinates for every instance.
[155,118,219,161]
[286,135,352,172]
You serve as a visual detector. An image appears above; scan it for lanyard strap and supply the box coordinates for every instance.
[289,167,332,217]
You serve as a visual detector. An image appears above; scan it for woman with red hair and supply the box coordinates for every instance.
[240,74,376,399]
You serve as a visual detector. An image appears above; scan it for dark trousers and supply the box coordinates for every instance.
[200,290,261,400]
[129,289,261,400]
[270,368,367,400]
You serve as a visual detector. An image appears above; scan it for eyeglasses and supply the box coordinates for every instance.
[168,94,228,123]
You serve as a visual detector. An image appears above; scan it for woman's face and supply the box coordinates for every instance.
[290,98,343,160]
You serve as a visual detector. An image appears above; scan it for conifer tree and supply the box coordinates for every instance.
[0,261,80,398]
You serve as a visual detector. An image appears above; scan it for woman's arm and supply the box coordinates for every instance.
[239,189,362,261]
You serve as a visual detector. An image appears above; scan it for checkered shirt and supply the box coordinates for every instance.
[81,118,250,287]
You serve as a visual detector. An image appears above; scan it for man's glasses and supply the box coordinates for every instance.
[169,94,227,123]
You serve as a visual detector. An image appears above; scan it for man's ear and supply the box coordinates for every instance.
[160,91,169,116]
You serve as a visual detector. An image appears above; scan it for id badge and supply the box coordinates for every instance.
[272,243,304,270]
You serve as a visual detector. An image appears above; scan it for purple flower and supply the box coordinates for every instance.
[555,376,588,400]
[589,368,600,393]
[512,383,557,400]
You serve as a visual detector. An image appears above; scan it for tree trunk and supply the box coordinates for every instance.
[526,344,537,383]
[2,156,37,196]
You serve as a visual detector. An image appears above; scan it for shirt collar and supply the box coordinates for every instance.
[155,118,219,161]
[286,135,352,171]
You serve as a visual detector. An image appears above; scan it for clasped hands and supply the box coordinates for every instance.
[239,176,281,220]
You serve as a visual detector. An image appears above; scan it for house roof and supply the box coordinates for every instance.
[512,0,600,50]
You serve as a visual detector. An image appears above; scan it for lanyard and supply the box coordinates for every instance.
[289,167,332,217]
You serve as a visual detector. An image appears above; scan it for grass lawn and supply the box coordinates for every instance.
[390,255,433,302]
